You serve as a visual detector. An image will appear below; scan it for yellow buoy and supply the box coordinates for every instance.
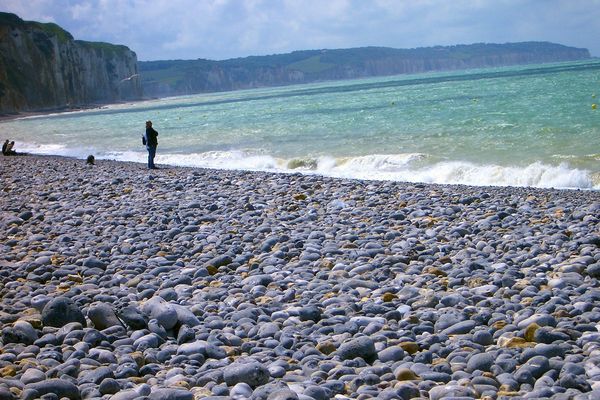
[593,103,598,110]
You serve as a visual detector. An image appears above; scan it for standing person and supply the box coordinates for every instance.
[143,120,159,169]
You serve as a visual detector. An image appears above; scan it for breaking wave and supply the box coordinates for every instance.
[15,143,599,190]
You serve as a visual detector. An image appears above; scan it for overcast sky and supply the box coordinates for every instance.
[2,0,599,61]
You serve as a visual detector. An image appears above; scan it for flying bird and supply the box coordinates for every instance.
[120,74,139,82]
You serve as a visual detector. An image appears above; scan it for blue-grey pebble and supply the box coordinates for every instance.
[558,373,592,392]
[83,257,107,270]
[141,296,179,330]
[337,336,377,363]
[223,362,270,388]
[472,330,493,346]
[23,379,80,400]
[116,305,148,330]
[466,352,495,373]
[230,382,253,398]
[87,303,122,330]
[0,386,16,400]
[147,388,194,400]
[41,297,86,328]
[267,390,299,400]
[524,355,551,378]
[441,320,476,335]
[377,346,406,363]
[303,385,329,400]
[2,320,38,345]
[98,378,120,395]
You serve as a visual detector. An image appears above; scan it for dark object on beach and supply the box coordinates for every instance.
[2,140,16,156]
[86,155,95,165]
[41,297,86,328]
[144,120,159,169]
[116,305,148,330]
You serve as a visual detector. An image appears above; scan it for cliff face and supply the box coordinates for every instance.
[140,42,591,98]
[0,12,142,114]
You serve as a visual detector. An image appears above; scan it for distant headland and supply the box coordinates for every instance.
[139,42,590,98]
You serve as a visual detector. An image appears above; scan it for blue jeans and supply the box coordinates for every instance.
[147,146,157,168]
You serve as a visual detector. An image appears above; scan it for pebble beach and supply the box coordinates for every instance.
[1,154,600,400]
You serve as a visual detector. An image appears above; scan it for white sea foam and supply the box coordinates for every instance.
[17,142,75,156]
[14,143,598,190]
[320,157,597,190]
[153,151,599,190]
[98,149,280,172]
[324,153,428,172]
[156,151,280,171]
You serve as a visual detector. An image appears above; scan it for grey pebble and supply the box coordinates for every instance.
[337,336,378,363]
[41,297,86,328]
[23,379,80,400]
[87,302,123,330]
[223,362,270,388]
[147,388,193,400]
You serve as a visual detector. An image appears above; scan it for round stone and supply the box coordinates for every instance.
[466,352,495,373]
[87,302,123,330]
[338,336,378,363]
[223,362,270,388]
[41,297,86,328]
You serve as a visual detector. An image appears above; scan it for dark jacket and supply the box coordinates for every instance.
[145,127,158,147]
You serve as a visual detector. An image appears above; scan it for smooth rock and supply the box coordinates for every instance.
[148,388,194,400]
[87,302,123,330]
[117,305,148,330]
[223,362,270,388]
[41,297,86,328]
[337,336,378,363]
[23,379,80,400]
[141,296,179,330]
[466,352,495,372]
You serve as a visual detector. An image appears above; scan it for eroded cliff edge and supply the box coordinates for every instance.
[0,12,142,115]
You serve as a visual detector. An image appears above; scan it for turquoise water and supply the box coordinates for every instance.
[2,60,600,189]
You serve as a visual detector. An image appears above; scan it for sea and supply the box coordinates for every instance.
[2,60,600,190]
